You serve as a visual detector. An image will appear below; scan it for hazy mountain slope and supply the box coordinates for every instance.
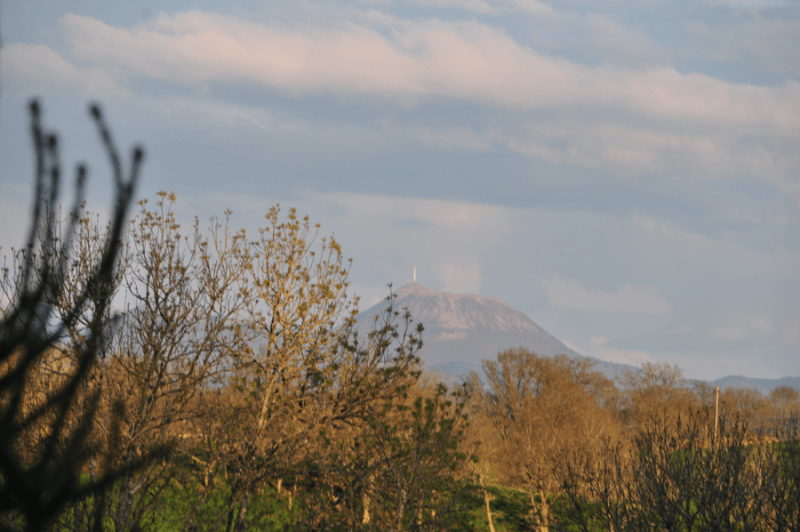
[357,283,635,381]
[357,284,800,392]
[707,375,800,395]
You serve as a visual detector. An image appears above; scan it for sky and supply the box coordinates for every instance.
[1,0,799,381]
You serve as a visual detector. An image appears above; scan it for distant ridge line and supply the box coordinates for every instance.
[357,283,799,394]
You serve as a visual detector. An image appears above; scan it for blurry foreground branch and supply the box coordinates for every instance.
[0,99,162,531]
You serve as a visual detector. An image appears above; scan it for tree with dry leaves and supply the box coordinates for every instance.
[81,192,251,530]
[617,362,697,436]
[470,348,619,532]
[179,204,428,530]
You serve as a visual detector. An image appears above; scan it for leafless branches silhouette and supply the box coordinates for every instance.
[0,99,165,532]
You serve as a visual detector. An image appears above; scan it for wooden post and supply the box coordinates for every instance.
[362,462,374,525]
[714,385,720,444]
[480,475,496,532]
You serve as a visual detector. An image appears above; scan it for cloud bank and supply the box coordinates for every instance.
[544,275,671,315]
[57,12,798,128]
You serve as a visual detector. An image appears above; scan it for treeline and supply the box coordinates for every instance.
[2,101,800,531]
[464,349,800,531]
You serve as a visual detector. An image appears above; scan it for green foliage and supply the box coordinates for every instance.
[292,381,478,531]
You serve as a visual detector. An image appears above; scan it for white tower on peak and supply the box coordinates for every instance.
[413,265,416,284]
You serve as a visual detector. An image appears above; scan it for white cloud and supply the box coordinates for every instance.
[667,352,782,380]
[707,325,750,341]
[708,314,774,341]
[427,202,502,229]
[274,191,515,295]
[736,18,800,77]
[440,262,482,294]
[17,10,791,185]
[586,13,662,68]
[164,189,498,300]
[544,274,671,315]
[318,192,514,232]
[632,214,798,278]
[595,346,657,367]
[405,110,796,181]
[497,118,797,181]
[571,335,657,367]
[159,98,309,133]
[571,335,782,380]
[590,335,608,347]
[415,127,492,151]
[58,12,800,127]
[348,282,390,308]
[494,0,556,16]
[708,0,788,8]
[412,0,497,14]
[686,14,800,79]
[746,315,774,335]
[62,12,426,101]
[779,319,800,347]
[561,338,582,354]
[1,43,129,97]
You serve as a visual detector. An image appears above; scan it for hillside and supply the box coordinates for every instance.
[357,283,799,394]
[357,283,636,381]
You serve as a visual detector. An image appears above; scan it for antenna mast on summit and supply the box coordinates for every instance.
[413,265,416,283]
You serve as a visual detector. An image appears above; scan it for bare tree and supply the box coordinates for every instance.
[86,192,250,530]
[474,348,619,531]
[618,362,697,435]
[769,386,799,427]
[194,205,427,530]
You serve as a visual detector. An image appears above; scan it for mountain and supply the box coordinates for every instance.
[706,375,800,395]
[356,283,636,381]
[357,283,800,395]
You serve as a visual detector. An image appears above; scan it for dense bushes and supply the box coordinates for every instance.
[467,350,800,531]
[553,411,800,531]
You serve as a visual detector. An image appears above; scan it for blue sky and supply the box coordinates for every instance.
[1,0,799,380]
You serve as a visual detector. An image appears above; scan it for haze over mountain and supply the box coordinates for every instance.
[357,283,634,381]
[357,283,799,394]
